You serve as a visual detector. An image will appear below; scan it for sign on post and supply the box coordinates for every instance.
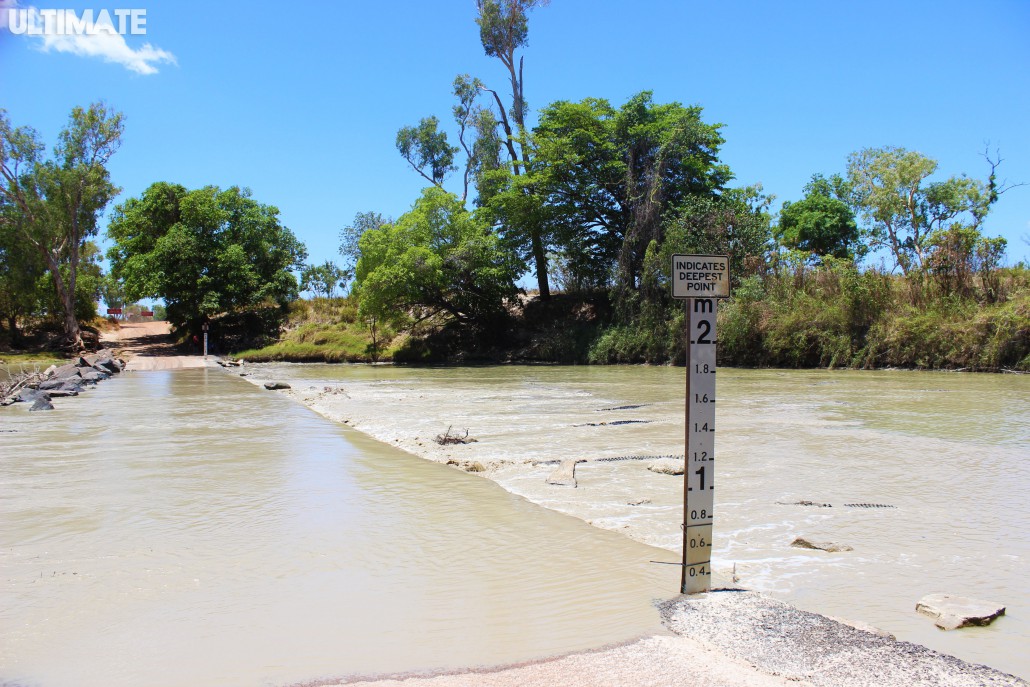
[672,254,730,299]
[672,254,729,594]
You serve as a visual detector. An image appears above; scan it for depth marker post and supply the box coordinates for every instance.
[671,254,729,594]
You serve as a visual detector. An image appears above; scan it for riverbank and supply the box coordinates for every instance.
[236,362,1029,684]
[236,267,1030,371]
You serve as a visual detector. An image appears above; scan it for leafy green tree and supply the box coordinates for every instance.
[396,116,459,188]
[665,187,774,288]
[0,103,124,348]
[38,240,102,323]
[340,211,389,270]
[395,1,550,297]
[99,273,126,310]
[354,187,519,332]
[777,174,861,260]
[107,183,307,336]
[529,92,730,309]
[474,0,551,297]
[925,225,1007,300]
[0,216,47,342]
[300,260,350,299]
[847,147,1005,274]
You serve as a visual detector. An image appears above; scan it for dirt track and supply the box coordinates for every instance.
[100,321,211,371]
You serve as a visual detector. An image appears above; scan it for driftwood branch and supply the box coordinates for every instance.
[435,425,477,445]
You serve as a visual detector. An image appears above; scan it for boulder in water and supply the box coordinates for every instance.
[30,395,55,411]
[916,593,1006,630]
[648,458,685,475]
[791,537,853,552]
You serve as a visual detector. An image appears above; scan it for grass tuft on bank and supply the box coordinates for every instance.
[234,298,401,363]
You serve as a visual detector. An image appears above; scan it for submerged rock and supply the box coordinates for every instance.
[790,536,853,552]
[916,593,1006,630]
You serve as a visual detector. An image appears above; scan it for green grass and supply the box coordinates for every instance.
[233,297,401,362]
[718,267,1030,371]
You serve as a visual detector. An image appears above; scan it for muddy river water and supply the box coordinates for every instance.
[2,364,1028,683]
[0,369,676,687]
[257,363,1030,680]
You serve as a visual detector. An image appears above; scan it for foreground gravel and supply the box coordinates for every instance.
[660,590,1027,687]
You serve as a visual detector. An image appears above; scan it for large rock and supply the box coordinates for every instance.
[648,458,685,475]
[547,459,581,487]
[30,395,55,411]
[39,379,82,392]
[264,382,291,390]
[38,379,82,397]
[95,357,123,374]
[50,363,82,380]
[78,368,108,383]
[15,388,48,403]
[916,593,1006,630]
[78,353,100,367]
[791,536,853,552]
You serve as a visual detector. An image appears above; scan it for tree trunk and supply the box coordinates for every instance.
[43,251,83,350]
[530,231,549,299]
[6,315,22,347]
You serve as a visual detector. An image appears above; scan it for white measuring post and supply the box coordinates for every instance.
[672,254,729,594]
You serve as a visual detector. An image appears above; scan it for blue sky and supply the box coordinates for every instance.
[2,0,1029,285]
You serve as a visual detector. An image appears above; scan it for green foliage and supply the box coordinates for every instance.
[847,146,998,275]
[665,189,774,288]
[716,263,1029,371]
[99,273,126,310]
[107,183,307,339]
[777,174,861,260]
[354,187,519,335]
[924,225,1008,301]
[0,103,123,348]
[236,297,399,362]
[340,211,389,271]
[858,293,1030,371]
[0,213,48,339]
[300,260,351,299]
[396,116,459,187]
[532,92,732,310]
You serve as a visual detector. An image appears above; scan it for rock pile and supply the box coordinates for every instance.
[1,349,126,411]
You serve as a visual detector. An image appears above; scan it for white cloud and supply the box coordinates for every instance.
[2,2,177,75]
[39,29,177,75]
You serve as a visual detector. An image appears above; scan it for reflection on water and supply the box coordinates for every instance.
[262,364,1030,679]
[0,369,676,687]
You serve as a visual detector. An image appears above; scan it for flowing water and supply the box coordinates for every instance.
[256,363,1030,679]
[0,369,677,687]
